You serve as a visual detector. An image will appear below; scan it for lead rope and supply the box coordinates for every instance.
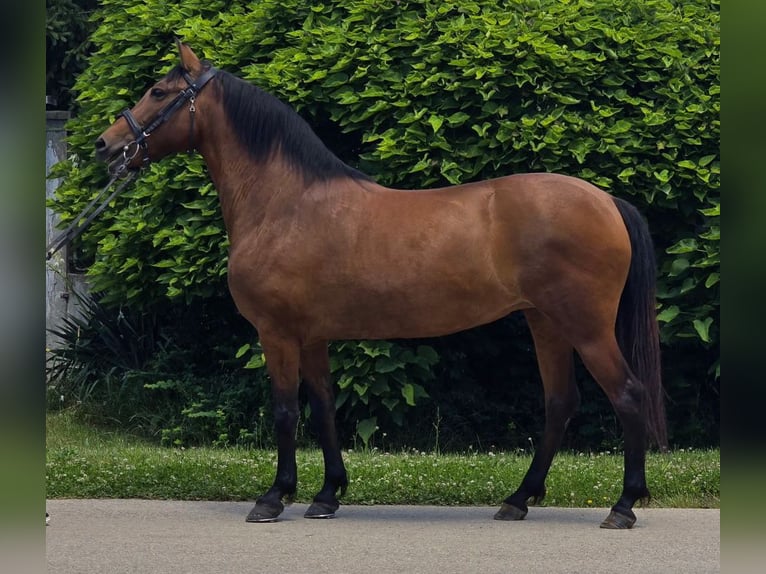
[46,167,137,261]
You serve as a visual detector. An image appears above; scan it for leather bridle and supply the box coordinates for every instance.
[118,66,218,167]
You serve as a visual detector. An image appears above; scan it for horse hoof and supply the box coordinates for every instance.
[304,501,339,519]
[493,503,527,521]
[600,509,636,529]
[246,500,284,523]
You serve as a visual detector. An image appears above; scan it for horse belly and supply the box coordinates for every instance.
[306,265,527,341]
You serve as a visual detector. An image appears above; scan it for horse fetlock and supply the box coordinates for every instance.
[529,486,547,506]
[623,484,651,507]
[282,491,296,506]
[337,473,349,497]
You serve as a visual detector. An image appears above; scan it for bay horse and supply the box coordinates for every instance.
[95,42,666,529]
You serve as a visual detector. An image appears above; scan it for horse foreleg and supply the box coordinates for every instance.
[246,333,301,523]
[495,309,579,521]
[300,341,348,519]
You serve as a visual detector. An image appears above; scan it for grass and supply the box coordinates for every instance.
[46,411,719,508]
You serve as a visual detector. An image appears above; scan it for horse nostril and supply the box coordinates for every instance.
[95,138,107,151]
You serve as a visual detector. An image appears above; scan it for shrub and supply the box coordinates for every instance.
[49,0,719,448]
[46,0,100,110]
[47,291,275,447]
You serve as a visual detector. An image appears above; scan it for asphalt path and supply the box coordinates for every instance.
[46,500,719,573]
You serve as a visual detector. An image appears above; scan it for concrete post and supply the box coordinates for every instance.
[45,111,72,351]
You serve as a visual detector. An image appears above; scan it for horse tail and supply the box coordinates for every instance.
[612,196,668,450]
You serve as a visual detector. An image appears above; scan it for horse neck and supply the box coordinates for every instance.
[195,102,303,243]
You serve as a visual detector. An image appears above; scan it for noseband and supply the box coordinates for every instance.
[118,66,218,167]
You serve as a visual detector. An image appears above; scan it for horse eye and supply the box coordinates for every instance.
[151,88,167,99]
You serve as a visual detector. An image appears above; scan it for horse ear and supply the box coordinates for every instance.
[176,39,203,75]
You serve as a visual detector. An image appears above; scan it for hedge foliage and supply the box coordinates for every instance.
[46,0,100,110]
[49,0,719,448]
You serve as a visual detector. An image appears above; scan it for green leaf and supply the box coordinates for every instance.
[669,257,690,276]
[244,353,265,369]
[381,397,400,411]
[700,226,719,241]
[657,305,680,323]
[375,356,405,374]
[428,115,444,133]
[692,317,714,343]
[617,167,636,182]
[416,345,439,365]
[356,417,378,446]
[401,383,416,406]
[554,94,580,105]
[359,341,390,358]
[235,343,250,359]
[445,112,470,126]
[666,238,699,254]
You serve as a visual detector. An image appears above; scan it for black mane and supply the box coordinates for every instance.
[169,65,370,184]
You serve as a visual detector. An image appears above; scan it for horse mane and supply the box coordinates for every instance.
[167,65,371,184]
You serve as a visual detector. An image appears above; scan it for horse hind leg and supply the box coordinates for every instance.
[575,333,651,529]
[495,309,580,521]
[300,341,348,519]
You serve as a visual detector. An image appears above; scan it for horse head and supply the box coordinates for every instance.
[94,41,216,173]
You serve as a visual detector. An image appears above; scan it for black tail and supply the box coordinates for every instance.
[612,197,668,450]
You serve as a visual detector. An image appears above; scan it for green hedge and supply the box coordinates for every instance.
[46,0,100,110]
[49,0,719,448]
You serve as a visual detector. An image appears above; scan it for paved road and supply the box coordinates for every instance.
[46,500,719,573]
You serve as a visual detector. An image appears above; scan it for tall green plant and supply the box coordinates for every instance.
[331,341,437,447]
[50,0,719,448]
[46,291,274,445]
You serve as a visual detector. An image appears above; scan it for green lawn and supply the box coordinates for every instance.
[46,411,719,508]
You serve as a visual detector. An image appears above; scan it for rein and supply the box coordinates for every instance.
[46,166,137,260]
[46,66,218,261]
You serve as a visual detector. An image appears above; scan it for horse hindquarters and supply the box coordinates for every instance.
[495,189,664,528]
[586,197,666,528]
[573,198,665,528]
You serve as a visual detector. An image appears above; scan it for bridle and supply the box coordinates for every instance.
[119,66,218,167]
[45,66,218,261]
